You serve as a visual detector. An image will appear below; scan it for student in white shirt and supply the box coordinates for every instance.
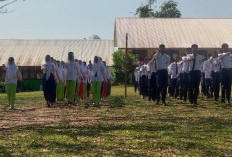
[65,52,82,106]
[187,44,202,105]
[177,57,184,100]
[218,43,232,104]
[203,58,213,98]
[41,55,57,107]
[208,51,221,101]
[2,57,19,110]
[169,57,179,98]
[134,67,140,93]
[61,61,67,98]
[182,48,191,101]
[55,61,64,101]
[92,56,106,106]
[140,58,149,99]
[82,62,88,99]
[147,55,157,101]
[153,44,170,105]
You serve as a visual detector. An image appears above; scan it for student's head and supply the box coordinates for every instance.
[61,61,65,65]
[191,44,198,54]
[89,60,92,64]
[51,57,54,63]
[222,43,229,52]
[159,44,165,54]
[74,59,78,62]
[83,62,86,66]
[57,61,60,67]
[175,56,179,62]
[186,48,191,55]
[144,57,148,64]
[8,57,14,64]
[78,60,82,65]
[94,56,98,63]
[68,52,74,61]
[212,51,218,58]
[45,55,51,63]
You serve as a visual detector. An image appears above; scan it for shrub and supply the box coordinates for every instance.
[112,50,137,85]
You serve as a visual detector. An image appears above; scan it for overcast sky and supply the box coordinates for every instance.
[0,0,232,39]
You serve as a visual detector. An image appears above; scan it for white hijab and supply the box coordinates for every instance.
[6,61,18,80]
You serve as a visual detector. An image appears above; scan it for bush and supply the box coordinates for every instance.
[112,50,137,85]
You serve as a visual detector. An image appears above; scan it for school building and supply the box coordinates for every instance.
[114,18,232,61]
[0,39,114,90]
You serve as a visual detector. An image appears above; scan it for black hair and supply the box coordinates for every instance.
[159,44,165,48]
[222,43,229,48]
[191,44,198,48]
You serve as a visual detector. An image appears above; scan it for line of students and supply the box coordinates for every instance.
[2,52,112,110]
[135,43,232,106]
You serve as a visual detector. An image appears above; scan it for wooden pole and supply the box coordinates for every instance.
[125,33,128,98]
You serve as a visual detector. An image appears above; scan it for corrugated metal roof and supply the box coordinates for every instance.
[114,18,232,49]
[0,39,114,66]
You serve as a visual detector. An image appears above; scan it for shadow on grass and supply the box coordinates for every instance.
[0,145,12,157]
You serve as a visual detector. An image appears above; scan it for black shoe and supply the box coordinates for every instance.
[221,99,225,103]
[226,100,231,105]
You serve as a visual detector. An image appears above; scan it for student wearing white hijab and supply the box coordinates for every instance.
[56,61,64,101]
[61,61,67,98]
[92,56,105,106]
[65,52,82,106]
[41,55,57,107]
[2,57,19,110]
[82,62,88,99]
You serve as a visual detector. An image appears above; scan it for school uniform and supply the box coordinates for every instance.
[169,62,178,98]
[203,60,212,98]
[3,62,18,108]
[106,68,112,97]
[134,67,140,93]
[42,62,57,105]
[62,65,67,98]
[56,64,65,100]
[82,65,88,99]
[147,60,157,101]
[188,53,202,104]
[182,56,189,101]
[201,64,206,96]
[87,69,94,98]
[154,53,170,104]
[218,53,232,103]
[177,61,184,100]
[208,57,221,101]
[140,64,148,98]
[65,61,82,104]
[92,60,105,105]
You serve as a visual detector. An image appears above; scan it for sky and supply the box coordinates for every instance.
[0,0,232,39]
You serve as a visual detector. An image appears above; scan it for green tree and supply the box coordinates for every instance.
[135,0,181,18]
[112,50,136,85]
[155,0,181,18]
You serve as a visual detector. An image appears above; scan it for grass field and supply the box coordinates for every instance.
[0,86,232,156]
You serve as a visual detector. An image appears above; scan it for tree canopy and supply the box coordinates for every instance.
[135,0,181,18]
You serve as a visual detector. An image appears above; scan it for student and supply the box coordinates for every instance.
[169,57,179,98]
[177,57,184,100]
[87,67,94,98]
[41,55,57,107]
[82,62,88,99]
[154,44,170,105]
[2,57,19,110]
[208,51,221,101]
[88,61,93,71]
[203,58,212,98]
[134,67,140,93]
[56,61,64,101]
[140,58,149,99]
[92,56,105,106]
[61,61,67,98]
[188,44,202,105]
[182,48,191,102]
[147,54,157,102]
[218,43,232,104]
[75,59,81,102]
[201,58,207,97]
[65,52,82,106]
